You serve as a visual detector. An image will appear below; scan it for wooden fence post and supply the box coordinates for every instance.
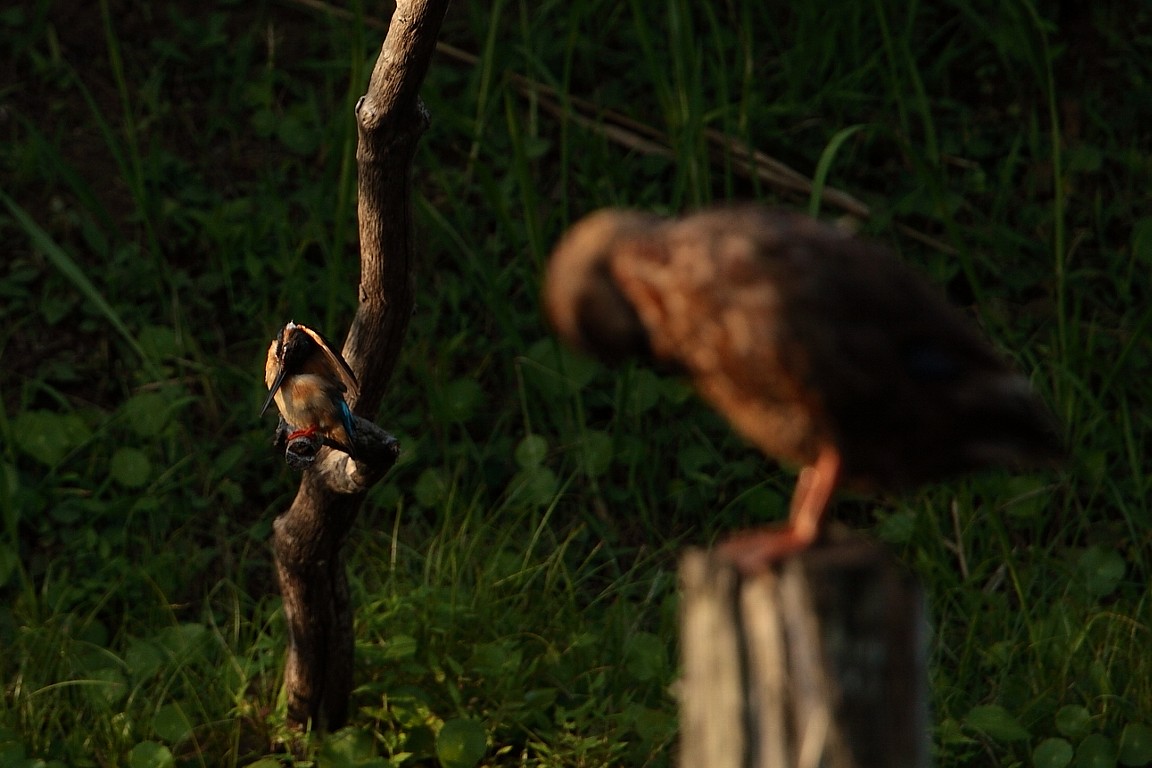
[678,526,930,768]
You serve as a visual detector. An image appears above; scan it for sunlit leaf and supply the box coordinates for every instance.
[436,718,487,768]
[380,634,418,662]
[319,726,377,765]
[128,741,174,768]
[387,686,435,729]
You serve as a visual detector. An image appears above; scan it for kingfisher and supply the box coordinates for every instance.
[544,204,1063,573]
[261,321,360,459]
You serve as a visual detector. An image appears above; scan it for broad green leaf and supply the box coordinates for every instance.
[1073,733,1117,768]
[436,718,487,768]
[151,702,191,743]
[875,509,917,545]
[469,640,522,679]
[387,686,435,729]
[524,688,557,710]
[1033,738,1074,768]
[579,429,613,477]
[14,410,91,467]
[380,634,418,662]
[125,640,165,679]
[83,666,127,708]
[1077,546,1125,599]
[414,467,450,507]
[319,726,377,765]
[154,623,207,657]
[622,702,676,745]
[623,368,663,416]
[514,434,549,469]
[137,325,181,361]
[0,742,25,764]
[277,112,318,155]
[123,392,173,438]
[508,466,558,507]
[1056,706,1093,740]
[434,378,483,424]
[623,631,668,682]
[110,447,152,488]
[520,338,599,398]
[964,704,1030,742]
[677,444,713,478]
[128,741,174,768]
[1119,723,1152,766]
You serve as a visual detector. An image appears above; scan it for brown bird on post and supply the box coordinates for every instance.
[544,204,1063,574]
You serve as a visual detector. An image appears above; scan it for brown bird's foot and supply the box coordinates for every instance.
[717,447,842,576]
[715,524,818,575]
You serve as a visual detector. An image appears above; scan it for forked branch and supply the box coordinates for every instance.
[270,0,450,737]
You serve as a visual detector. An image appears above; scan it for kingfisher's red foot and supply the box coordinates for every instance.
[286,425,318,441]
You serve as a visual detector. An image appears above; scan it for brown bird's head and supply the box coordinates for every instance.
[543,209,664,364]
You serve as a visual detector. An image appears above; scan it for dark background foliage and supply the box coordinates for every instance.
[1,0,1149,765]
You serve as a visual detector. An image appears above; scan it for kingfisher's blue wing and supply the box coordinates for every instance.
[336,396,358,459]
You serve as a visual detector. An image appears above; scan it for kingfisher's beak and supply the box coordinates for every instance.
[261,365,288,416]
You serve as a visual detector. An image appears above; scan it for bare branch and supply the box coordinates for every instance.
[271,0,450,737]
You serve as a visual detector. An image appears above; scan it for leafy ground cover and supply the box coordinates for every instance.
[1,0,1149,765]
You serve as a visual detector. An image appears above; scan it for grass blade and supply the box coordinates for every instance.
[1,192,150,368]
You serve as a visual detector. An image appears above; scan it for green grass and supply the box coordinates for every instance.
[1,0,1150,765]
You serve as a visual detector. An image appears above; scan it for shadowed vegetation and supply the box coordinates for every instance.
[1,0,1149,765]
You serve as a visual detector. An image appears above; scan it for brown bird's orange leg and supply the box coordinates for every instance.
[716,445,842,575]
